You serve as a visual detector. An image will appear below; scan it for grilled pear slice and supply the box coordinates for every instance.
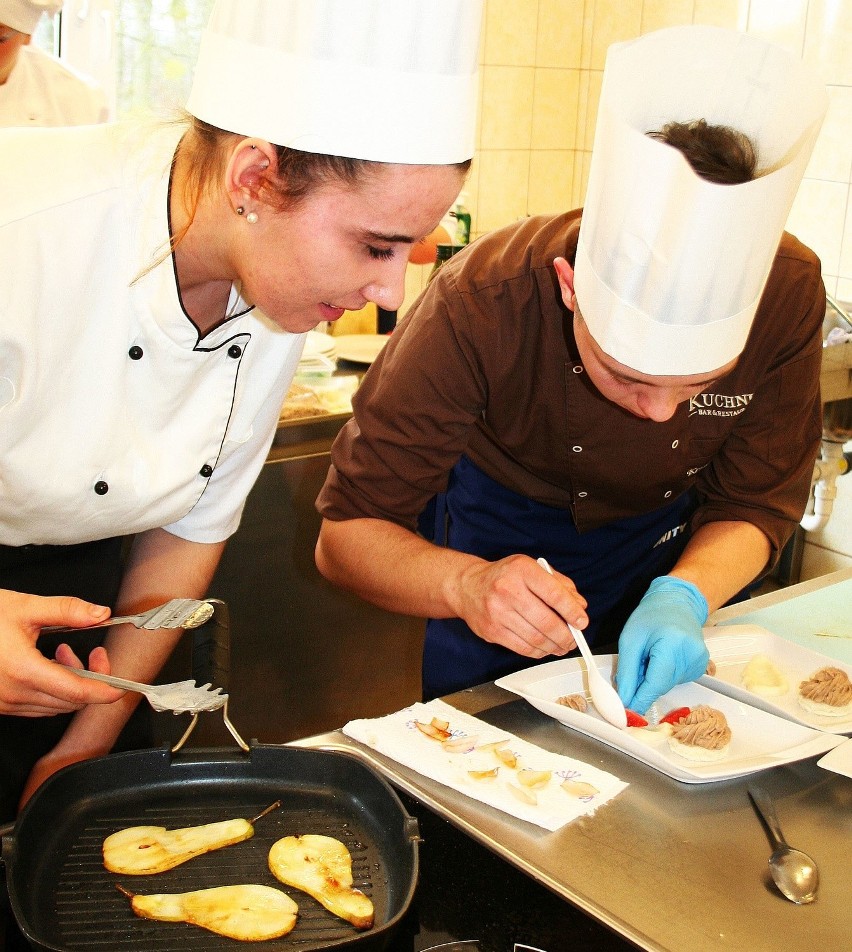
[125,884,298,941]
[268,834,374,930]
[104,818,254,874]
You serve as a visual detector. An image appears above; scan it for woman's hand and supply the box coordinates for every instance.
[453,555,588,658]
[0,589,123,716]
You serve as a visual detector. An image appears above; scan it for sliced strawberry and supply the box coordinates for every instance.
[660,706,691,725]
[625,709,648,728]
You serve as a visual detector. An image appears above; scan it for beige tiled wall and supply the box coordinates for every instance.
[401,0,852,577]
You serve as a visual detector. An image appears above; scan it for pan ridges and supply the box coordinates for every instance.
[54,807,375,948]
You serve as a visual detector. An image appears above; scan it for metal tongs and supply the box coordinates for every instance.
[69,668,227,714]
[43,598,214,635]
[53,599,230,719]
[66,597,248,752]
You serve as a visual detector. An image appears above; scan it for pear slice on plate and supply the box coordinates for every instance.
[104,817,254,874]
[123,884,298,941]
[268,834,374,930]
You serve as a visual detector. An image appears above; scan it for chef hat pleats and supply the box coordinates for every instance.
[574,26,827,376]
[0,0,63,34]
[186,0,484,165]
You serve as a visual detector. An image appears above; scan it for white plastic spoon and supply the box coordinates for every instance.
[536,558,627,729]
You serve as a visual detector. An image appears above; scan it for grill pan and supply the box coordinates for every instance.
[0,742,419,951]
[1,602,417,949]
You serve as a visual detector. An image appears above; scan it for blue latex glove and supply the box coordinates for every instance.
[616,576,710,714]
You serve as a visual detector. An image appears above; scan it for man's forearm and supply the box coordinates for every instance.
[316,517,485,619]
[668,520,772,613]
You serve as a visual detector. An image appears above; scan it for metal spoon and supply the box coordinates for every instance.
[536,558,627,729]
[748,788,819,904]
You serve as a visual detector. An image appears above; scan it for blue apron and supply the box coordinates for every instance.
[418,456,697,699]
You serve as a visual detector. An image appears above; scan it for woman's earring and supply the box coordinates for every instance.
[236,206,245,216]
[246,211,259,224]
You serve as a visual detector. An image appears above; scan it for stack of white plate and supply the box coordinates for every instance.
[298,331,337,373]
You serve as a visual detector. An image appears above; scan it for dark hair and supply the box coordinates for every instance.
[647,119,757,185]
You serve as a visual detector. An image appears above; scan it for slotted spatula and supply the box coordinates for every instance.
[69,669,227,714]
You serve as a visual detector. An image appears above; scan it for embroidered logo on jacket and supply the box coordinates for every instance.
[653,522,688,548]
[688,392,753,417]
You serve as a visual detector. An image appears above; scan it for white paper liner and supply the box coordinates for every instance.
[343,699,628,831]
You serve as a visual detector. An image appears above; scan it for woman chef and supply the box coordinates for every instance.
[315,27,828,711]
[0,0,484,819]
[0,0,107,127]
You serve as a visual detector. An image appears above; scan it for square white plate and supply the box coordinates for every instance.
[700,625,852,735]
[817,738,852,778]
[495,656,840,784]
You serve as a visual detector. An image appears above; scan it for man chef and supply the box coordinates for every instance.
[0,0,107,127]
[315,26,828,712]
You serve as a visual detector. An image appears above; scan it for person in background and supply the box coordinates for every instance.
[315,26,828,712]
[0,0,484,825]
[0,0,107,126]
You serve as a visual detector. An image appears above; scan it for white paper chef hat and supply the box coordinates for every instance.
[0,0,62,34]
[186,0,483,165]
[574,26,827,376]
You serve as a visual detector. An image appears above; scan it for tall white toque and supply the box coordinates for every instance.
[186,0,484,165]
[0,0,63,34]
[574,26,827,376]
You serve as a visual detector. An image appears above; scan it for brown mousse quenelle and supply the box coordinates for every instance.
[556,694,589,712]
[798,667,852,717]
[667,705,732,761]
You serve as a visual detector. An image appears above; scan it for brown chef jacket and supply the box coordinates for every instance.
[317,211,825,565]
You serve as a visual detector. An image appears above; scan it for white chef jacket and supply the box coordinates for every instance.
[0,121,304,546]
[0,45,107,127]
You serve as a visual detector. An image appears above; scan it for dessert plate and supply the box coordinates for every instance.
[302,330,336,355]
[333,334,389,364]
[700,625,852,735]
[297,330,337,372]
[495,656,840,784]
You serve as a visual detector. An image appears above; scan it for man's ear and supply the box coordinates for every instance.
[225,138,276,214]
[552,257,576,311]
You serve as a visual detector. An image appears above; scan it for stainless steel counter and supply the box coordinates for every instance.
[295,569,852,952]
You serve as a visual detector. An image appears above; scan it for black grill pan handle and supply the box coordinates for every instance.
[190,597,230,692]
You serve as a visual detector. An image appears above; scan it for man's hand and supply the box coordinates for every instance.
[0,589,123,716]
[454,555,588,658]
[615,576,710,714]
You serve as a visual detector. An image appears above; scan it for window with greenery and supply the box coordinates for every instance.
[115,0,215,118]
[31,14,57,53]
[39,1,217,120]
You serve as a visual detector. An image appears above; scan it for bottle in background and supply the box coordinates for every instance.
[429,243,464,283]
[453,191,471,245]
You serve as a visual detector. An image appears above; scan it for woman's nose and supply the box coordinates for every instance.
[362,260,408,313]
